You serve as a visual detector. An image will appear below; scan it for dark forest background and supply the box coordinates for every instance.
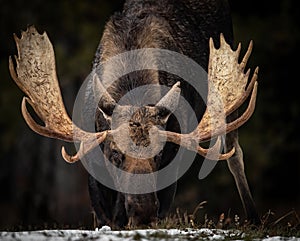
[0,0,299,230]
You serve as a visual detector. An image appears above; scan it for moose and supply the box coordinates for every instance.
[9,0,260,228]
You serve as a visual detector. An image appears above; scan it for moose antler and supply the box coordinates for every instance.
[10,27,258,163]
[161,34,258,159]
[9,26,108,162]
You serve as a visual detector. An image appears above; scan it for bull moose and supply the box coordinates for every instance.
[9,0,260,228]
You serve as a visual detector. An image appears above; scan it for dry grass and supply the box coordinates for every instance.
[151,202,300,239]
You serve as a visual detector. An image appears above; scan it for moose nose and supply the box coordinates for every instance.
[125,193,159,226]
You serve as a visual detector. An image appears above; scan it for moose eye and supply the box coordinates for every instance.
[129,122,141,127]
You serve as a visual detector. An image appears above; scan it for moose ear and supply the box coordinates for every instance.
[155,106,172,124]
[93,73,117,122]
[155,82,181,124]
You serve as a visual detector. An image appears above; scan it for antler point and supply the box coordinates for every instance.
[209,37,215,49]
[220,33,226,45]
[237,42,241,52]
[61,146,78,163]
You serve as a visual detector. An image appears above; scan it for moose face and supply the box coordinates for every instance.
[128,106,170,148]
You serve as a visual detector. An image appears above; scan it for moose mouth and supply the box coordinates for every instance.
[122,169,159,227]
[126,193,159,227]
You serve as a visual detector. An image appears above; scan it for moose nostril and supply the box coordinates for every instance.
[129,121,141,127]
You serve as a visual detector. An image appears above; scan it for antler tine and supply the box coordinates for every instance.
[160,131,235,160]
[62,131,108,163]
[240,40,253,70]
[236,42,242,58]
[196,136,235,160]
[20,97,73,142]
[246,66,259,94]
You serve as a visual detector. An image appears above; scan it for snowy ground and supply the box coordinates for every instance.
[0,226,299,241]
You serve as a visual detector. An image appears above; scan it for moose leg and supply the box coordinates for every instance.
[157,182,177,218]
[88,175,117,227]
[157,142,180,219]
[112,193,128,228]
[225,129,260,224]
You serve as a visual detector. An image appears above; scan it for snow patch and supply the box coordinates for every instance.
[0,227,299,241]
